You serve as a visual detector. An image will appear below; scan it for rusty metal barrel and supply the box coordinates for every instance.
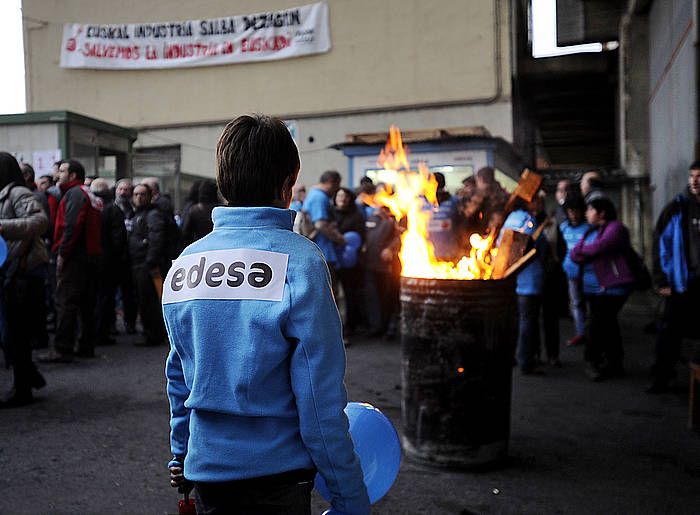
[400,276,517,468]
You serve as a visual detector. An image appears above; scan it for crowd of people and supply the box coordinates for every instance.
[0,151,221,408]
[292,163,700,393]
[1,148,698,408]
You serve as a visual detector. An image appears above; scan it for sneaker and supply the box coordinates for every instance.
[566,335,585,347]
[38,350,74,363]
[0,389,34,409]
[521,366,546,376]
[585,363,604,382]
[133,339,163,347]
[30,369,47,390]
[645,381,670,394]
[75,348,96,358]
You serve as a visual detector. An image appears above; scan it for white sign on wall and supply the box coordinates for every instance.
[32,149,62,178]
[60,2,330,70]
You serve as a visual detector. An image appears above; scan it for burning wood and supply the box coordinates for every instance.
[364,126,542,281]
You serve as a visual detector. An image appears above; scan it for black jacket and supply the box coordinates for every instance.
[129,204,167,270]
[364,213,400,272]
[336,205,365,240]
[182,202,215,247]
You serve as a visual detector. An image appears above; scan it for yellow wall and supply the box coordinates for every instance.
[23,0,511,127]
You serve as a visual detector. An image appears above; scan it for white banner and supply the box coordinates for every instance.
[60,2,330,70]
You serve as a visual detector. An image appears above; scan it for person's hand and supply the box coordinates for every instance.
[657,287,672,297]
[56,255,64,273]
[169,464,194,495]
[150,267,161,279]
[380,248,393,262]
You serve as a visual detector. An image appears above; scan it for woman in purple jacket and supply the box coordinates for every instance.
[571,198,634,381]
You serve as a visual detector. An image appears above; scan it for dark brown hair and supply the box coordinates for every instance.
[216,114,299,207]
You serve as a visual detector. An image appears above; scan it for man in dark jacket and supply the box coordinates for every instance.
[91,178,127,345]
[40,159,101,362]
[129,183,167,346]
[141,177,181,273]
[114,178,137,333]
[363,206,401,337]
[648,162,700,393]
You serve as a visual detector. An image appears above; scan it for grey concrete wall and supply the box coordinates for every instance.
[648,0,697,218]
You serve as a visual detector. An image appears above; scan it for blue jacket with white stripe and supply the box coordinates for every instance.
[163,206,369,515]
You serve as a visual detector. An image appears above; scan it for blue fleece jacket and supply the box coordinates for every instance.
[502,210,544,296]
[163,206,370,515]
[659,197,689,293]
[560,220,590,280]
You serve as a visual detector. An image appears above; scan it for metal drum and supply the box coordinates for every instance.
[400,276,517,468]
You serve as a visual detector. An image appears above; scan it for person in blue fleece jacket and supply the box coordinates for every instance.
[164,114,370,515]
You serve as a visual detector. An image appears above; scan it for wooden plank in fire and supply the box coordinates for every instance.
[503,248,537,279]
[486,168,543,255]
[491,229,530,280]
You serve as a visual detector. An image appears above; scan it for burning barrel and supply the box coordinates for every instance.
[400,276,517,468]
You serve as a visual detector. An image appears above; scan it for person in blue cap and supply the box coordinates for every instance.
[164,114,370,515]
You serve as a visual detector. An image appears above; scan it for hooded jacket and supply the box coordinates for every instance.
[163,206,369,515]
[0,182,49,274]
[653,190,700,293]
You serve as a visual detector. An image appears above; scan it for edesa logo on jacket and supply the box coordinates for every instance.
[163,248,289,304]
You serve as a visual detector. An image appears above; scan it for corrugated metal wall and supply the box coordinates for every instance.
[648,0,697,218]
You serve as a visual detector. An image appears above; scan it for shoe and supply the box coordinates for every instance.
[645,381,669,394]
[548,358,562,368]
[604,365,626,378]
[37,350,74,363]
[521,367,546,376]
[133,339,163,347]
[585,363,604,382]
[0,389,34,409]
[97,337,117,346]
[75,349,96,358]
[566,335,584,347]
[30,369,46,390]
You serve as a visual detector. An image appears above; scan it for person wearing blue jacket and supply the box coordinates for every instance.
[164,114,370,514]
[502,199,548,374]
[648,162,700,393]
[559,195,590,347]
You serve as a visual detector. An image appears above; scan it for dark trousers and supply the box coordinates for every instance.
[364,269,399,336]
[517,295,542,371]
[118,262,138,330]
[652,280,700,383]
[336,266,364,332]
[132,265,166,344]
[542,284,561,360]
[95,258,119,342]
[585,294,628,370]
[4,276,42,392]
[194,471,314,515]
[26,270,48,349]
[54,255,98,355]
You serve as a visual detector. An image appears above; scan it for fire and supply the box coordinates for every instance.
[364,126,497,280]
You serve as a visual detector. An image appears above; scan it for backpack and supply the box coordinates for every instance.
[78,185,104,256]
[293,210,318,240]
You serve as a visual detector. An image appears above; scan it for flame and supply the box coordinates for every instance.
[365,126,497,280]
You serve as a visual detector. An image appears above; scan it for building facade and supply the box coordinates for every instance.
[22,0,513,204]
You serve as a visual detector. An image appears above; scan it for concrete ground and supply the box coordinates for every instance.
[1,294,699,514]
